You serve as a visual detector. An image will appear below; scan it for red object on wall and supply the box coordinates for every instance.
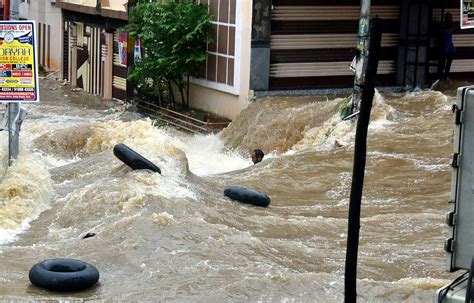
[3,0,9,20]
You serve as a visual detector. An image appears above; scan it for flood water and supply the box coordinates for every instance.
[0,79,468,302]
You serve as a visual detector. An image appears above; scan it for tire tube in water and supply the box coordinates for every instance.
[113,143,161,174]
[224,186,271,208]
[29,258,100,291]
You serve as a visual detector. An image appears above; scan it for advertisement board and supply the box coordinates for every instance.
[461,0,474,29]
[0,21,39,102]
[118,32,127,66]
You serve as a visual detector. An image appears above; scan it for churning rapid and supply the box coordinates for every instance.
[0,79,464,301]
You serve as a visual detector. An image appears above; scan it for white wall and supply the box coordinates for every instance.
[19,0,62,71]
[188,1,253,120]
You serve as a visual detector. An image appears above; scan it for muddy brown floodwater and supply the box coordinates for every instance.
[0,78,470,302]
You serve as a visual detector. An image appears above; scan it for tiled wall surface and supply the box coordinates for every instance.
[198,0,237,88]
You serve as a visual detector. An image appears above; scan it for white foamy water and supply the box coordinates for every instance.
[0,153,52,245]
[179,134,251,176]
[289,91,396,153]
[0,111,251,244]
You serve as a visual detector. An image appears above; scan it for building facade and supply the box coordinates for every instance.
[16,0,62,72]
[57,0,127,101]
[250,0,474,91]
[18,1,471,118]
[187,0,252,120]
[186,1,474,119]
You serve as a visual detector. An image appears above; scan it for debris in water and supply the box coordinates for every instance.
[334,139,348,148]
[151,212,174,226]
[82,232,96,239]
[430,79,440,90]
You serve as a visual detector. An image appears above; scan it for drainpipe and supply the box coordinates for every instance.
[344,0,383,301]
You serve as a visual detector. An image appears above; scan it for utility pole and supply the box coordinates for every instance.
[344,0,383,301]
[7,103,20,165]
[3,0,21,165]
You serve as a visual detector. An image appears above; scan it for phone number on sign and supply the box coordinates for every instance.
[0,91,35,99]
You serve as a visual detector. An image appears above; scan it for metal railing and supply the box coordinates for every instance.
[136,100,229,134]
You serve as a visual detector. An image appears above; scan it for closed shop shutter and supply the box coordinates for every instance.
[270,0,400,89]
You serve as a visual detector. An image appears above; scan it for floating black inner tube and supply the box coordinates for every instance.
[29,258,100,291]
[224,186,271,208]
[113,143,161,174]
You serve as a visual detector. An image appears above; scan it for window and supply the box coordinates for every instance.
[194,0,240,95]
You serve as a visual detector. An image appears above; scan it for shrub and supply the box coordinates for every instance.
[126,0,212,109]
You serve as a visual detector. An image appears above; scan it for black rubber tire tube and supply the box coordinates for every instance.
[29,258,100,291]
[113,143,161,174]
[224,186,271,207]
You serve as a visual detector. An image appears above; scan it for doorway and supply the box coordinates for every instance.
[397,0,432,88]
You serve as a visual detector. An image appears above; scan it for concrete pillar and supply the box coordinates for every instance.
[102,32,113,100]
[250,0,272,91]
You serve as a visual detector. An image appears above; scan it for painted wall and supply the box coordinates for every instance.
[19,0,62,71]
[188,1,252,120]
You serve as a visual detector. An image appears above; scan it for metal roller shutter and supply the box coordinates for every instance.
[270,0,401,89]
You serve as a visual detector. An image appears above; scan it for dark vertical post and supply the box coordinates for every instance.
[403,3,411,86]
[350,0,371,113]
[396,0,412,87]
[353,1,371,87]
[413,4,422,86]
[344,1,383,301]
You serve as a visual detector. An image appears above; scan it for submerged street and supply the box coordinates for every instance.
[0,78,465,301]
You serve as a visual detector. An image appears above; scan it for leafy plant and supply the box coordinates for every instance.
[126,0,212,109]
[339,95,353,119]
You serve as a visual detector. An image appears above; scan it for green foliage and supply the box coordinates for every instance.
[126,0,212,108]
[339,96,352,119]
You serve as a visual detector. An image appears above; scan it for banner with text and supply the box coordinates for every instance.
[0,21,39,102]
